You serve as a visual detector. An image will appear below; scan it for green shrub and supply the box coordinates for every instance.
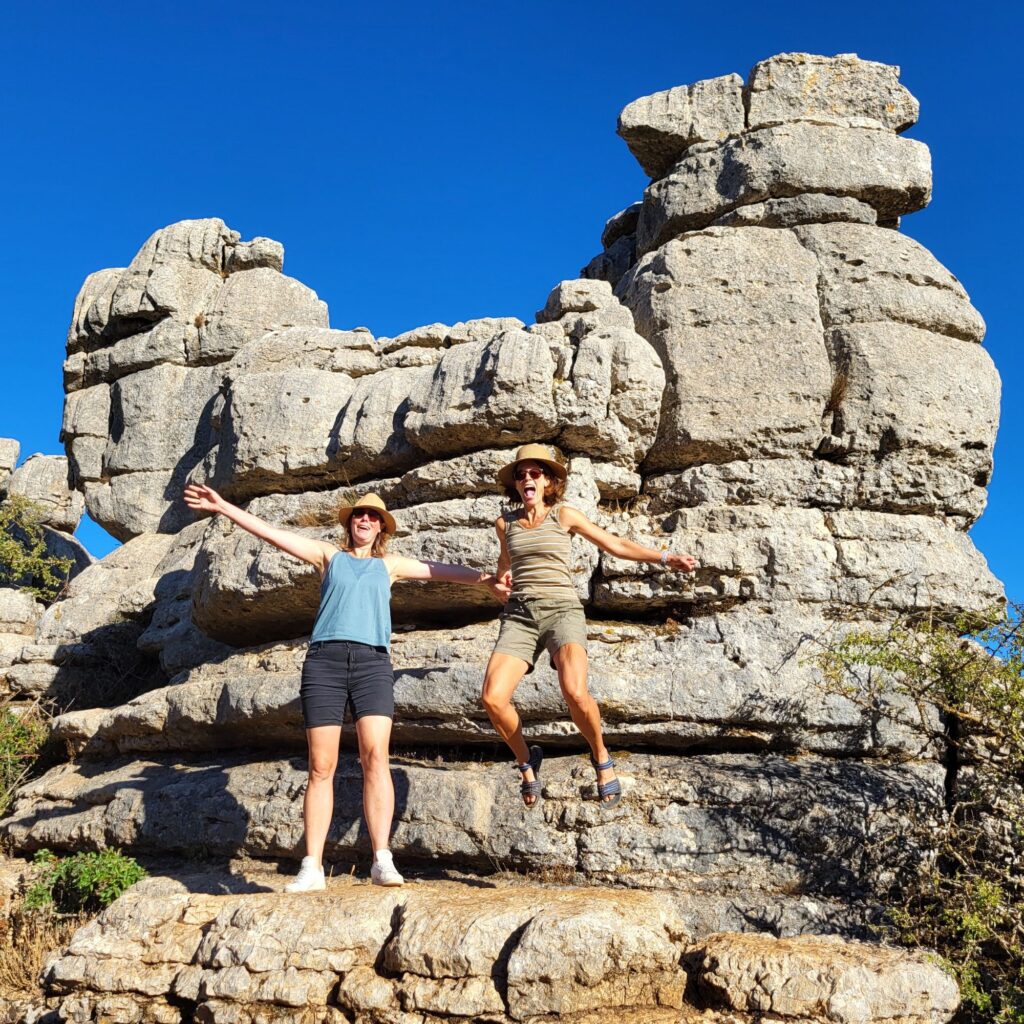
[23,848,147,914]
[0,494,73,602]
[0,702,48,817]
[816,605,1024,1024]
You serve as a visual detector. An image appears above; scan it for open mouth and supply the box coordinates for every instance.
[522,484,537,500]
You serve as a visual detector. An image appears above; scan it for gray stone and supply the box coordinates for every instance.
[644,456,991,524]
[84,363,222,538]
[711,194,878,229]
[196,267,329,363]
[621,227,831,470]
[636,124,931,255]
[747,52,920,133]
[65,318,196,390]
[793,222,987,343]
[697,932,958,1024]
[223,236,285,274]
[41,871,944,1024]
[553,325,665,467]
[209,368,358,499]
[821,323,999,512]
[7,454,84,532]
[536,278,623,322]
[226,326,378,377]
[580,233,636,288]
[617,74,746,179]
[0,588,44,635]
[66,268,125,355]
[3,751,943,901]
[61,384,111,485]
[595,507,1002,618]
[506,896,686,1017]
[405,329,559,455]
[0,438,19,491]
[41,527,94,584]
[55,607,936,762]
[601,202,642,248]
[107,220,228,330]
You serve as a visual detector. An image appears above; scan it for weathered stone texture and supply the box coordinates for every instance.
[617,74,746,179]
[622,227,831,470]
[636,124,931,255]
[746,52,920,133]
[5,454,84,532]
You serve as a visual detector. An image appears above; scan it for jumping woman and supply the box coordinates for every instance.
[184,483,509,891]
[480,445,696,809]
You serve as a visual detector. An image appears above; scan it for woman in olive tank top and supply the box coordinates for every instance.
[482,444,697,809]
[185,483,509,891]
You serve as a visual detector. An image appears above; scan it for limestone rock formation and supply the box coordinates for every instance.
[0,50,1005,1021]
[5,454,84,533]
[42,870,958,1024]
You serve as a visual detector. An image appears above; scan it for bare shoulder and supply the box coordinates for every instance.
[494,513,509,533]
[557,504,588,530]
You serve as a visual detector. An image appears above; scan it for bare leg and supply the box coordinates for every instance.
[553,643,617,800]
[481,652,535,801]
[355,715,395,853]
[303,725,342,865]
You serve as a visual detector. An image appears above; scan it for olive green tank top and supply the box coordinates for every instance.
[504,505,577,599]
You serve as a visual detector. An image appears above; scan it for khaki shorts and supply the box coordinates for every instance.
[493,594,587,671]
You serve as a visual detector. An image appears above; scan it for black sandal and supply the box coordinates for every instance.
[517,745,544,809]
[591,755,622,809]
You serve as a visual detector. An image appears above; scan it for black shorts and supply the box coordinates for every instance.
[299,640,395,728]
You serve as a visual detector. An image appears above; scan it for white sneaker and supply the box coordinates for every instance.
[370,852,404,887]
[285,856,326,893]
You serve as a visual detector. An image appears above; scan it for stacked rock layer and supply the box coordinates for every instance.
[0,52,1004,1022]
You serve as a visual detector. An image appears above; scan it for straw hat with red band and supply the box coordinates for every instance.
[497,444,568,489]
[337,493,397,536]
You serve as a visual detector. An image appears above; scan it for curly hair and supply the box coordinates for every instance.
[504,470,566,508]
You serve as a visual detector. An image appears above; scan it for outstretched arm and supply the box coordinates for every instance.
[184,484,337,573]
[494,515,512,590]
[558,506,696,572]
[385,555,511,603]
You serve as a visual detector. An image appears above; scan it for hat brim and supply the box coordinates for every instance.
[338,505,397,536]
[497,457,568,489]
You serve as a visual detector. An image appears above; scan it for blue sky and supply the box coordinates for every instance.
[2,1,1020,601]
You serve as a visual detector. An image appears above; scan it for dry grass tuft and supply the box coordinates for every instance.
[825,371,848,414]
[0,908,86,997]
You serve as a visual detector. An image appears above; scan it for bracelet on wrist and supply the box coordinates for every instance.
[659,550,669,566]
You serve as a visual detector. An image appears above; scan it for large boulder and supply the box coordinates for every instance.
[621,227,831,470]
[617,73,746,179]
[6,453,84,532]
[746,52,920,133]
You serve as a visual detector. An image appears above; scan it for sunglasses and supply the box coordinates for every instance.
[351,509,383,523]
[514,468,546,482]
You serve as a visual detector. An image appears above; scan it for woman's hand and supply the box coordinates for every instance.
[486,573,512,604]
[664,553,697,573]
[184,483,224,514]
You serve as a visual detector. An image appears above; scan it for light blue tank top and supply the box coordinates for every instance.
[309,552,392,648]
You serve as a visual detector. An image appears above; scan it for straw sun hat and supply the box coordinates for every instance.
[497,444,568,489]
[337,493,397,535]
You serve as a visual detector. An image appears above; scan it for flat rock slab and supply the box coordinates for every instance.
[2,751,942,902]
[53,611,935,761]
[45,872,957,1024]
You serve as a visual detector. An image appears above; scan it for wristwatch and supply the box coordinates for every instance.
[659,550,669,566]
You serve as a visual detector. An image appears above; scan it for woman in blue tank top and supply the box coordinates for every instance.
[184,483,508,892]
